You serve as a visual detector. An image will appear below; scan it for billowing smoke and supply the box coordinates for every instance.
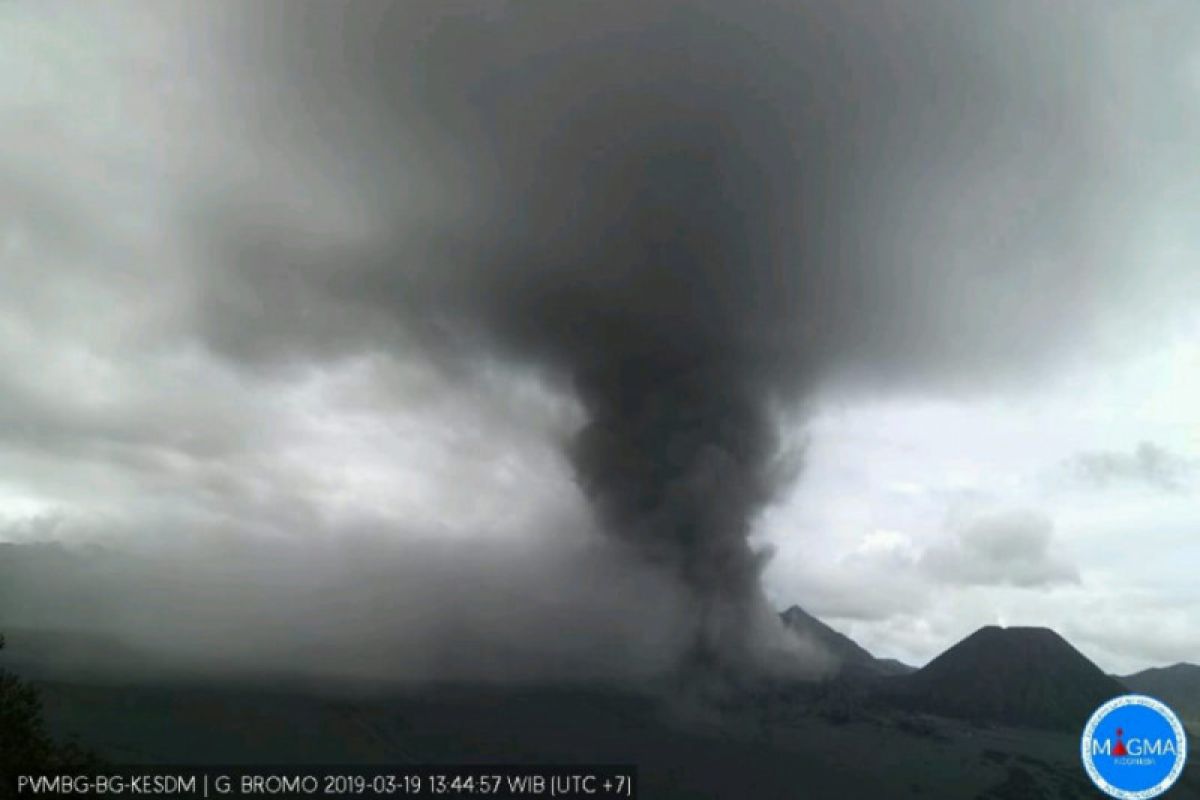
[4,1,1195,680]
[172,0,1193,672]
[445,93,821,664]
[256,2,876,666]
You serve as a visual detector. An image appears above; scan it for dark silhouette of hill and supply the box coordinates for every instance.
[893,626,1127,730]
[780,606,914,678]
[875,658,917,676]
[1121,663,1200,724]
[0,629,160,682]
[6,626,1200,798]
[0,632,103,784]
[30,678,1154,799]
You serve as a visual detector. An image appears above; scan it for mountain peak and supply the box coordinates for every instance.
[1156,662,1200,674]
[779,605,913,677]
[897,624,1126,729]
[971,624,1062,638]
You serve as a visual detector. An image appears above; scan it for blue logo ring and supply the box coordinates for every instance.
[1082,694,1188,800]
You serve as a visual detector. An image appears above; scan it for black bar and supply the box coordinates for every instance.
[8,766,637,799]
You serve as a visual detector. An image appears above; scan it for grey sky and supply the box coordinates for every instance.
[1,1,1198,678]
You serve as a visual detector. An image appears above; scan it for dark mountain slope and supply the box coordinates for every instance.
[876,658,917,676]
[895,626,1126,730]
[1121,663,1200,724]
[780,606,914,678]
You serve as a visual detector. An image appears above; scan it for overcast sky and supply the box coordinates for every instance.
[1,1,1198,679]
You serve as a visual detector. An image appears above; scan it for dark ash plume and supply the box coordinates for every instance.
[187,1,1195,671]
[408,22,833,666]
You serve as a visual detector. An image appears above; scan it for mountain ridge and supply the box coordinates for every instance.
[779,605,915,678]
[1120,662,1200,724]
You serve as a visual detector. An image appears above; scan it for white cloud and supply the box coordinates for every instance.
[919,509,1079,588]
[761,340,1200,672]
[1067,441,1194,491]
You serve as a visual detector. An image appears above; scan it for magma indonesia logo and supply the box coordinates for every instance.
[1082,695,1188,799]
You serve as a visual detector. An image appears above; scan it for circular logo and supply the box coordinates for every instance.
[1082,694,1188,799]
